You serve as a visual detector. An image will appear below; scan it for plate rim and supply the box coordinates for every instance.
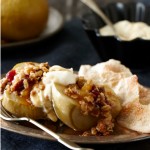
[1,7,64,49]
[1,118,150,144]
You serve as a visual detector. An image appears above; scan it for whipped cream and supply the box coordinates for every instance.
[43,65,77,87]
[99,20,150,41]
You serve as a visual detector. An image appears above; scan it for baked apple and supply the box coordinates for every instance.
[52,83,98,131]
[2,90,46,119]
[52,77,121,134]
[0,62,49,119]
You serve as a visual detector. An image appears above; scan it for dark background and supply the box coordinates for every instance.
[1,0,150,150]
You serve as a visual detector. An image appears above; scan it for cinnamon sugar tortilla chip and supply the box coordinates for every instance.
[139,85,150,105]
[117,86,150,133]
[79,59,132,86]
[113,75,139,106]
[79,59,132,78]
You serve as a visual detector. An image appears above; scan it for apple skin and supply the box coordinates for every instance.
[12,62,39,70]
[2,91,46,120]
[52,83,99,131]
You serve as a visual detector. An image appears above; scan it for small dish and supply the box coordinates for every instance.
[1,7,64,49]
[82,2,150,69]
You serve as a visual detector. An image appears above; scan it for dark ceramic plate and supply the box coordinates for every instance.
[82,2,150,69]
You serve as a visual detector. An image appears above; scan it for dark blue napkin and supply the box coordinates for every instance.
[1,18,150,150]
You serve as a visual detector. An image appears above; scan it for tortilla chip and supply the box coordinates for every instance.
[79,59,132,85]
[113,75,139,106]
[79,59,132,77]
[117,86,150,133]
[139,85,150,105]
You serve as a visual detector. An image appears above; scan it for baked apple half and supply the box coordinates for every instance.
[52,82,98,131]
[0,62,49,119]
[52,77,122,135]
[2,90,46,119]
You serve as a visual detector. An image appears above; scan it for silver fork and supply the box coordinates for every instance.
[0,102,93,150]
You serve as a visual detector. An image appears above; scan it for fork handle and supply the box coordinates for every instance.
[0,113,93,150]
[28,118,89,150]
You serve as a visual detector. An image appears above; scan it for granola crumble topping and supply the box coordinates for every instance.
[0,62,49,103]
[64,77,114,136]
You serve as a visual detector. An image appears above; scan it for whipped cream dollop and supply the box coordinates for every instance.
[30,65,77,121]
[42,65,77,102]
[43,65,77,86]
[99,20,150,41]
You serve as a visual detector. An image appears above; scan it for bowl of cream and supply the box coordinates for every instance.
[82,2,150,69]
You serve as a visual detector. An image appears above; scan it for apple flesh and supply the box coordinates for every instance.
[52,83,99,131]
[2,90,46,120]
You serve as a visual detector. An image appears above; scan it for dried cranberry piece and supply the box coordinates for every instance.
[6,70,16,82]
[14,80,24,92]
